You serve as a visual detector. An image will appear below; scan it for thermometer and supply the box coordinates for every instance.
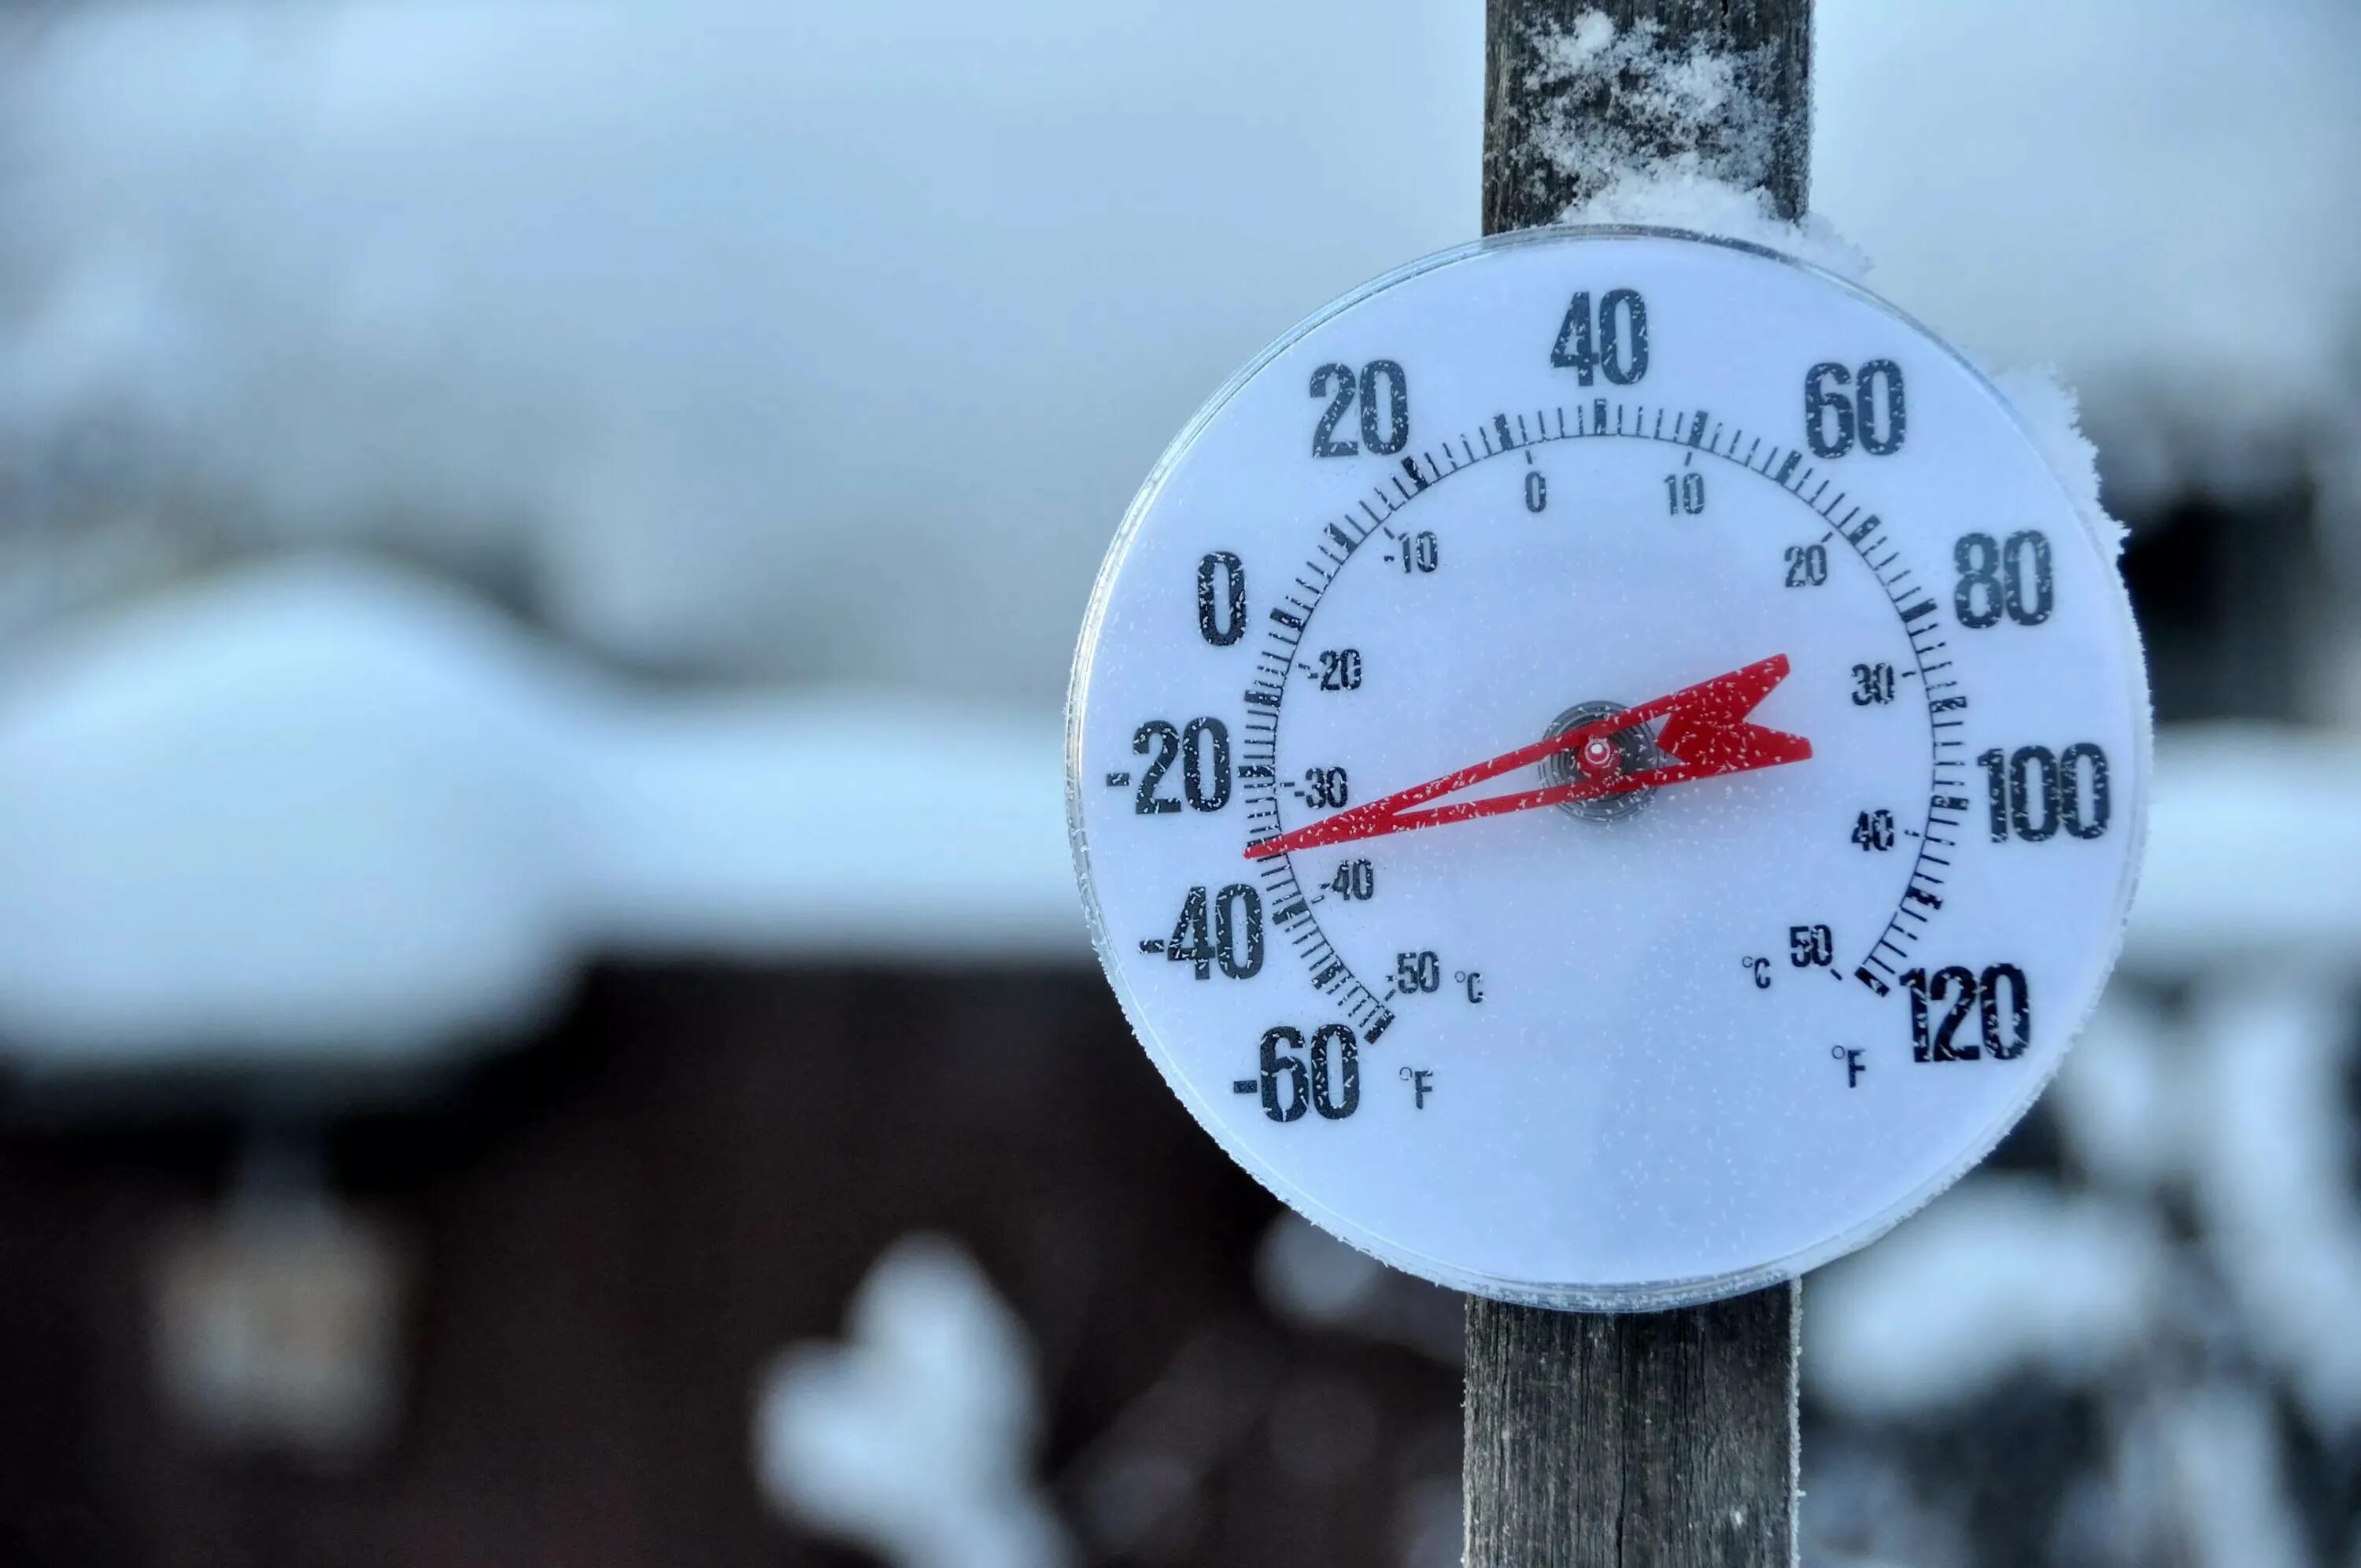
[1067,228,2148,1308]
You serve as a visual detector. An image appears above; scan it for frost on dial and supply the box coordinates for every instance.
[1069,229,2148,1309]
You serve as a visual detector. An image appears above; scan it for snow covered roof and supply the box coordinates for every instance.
[0,1,2352,699]
[0,560,1075,1072]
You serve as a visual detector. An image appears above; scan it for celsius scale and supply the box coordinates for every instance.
[1067,228,2147,1309]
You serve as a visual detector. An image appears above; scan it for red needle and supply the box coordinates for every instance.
[1243,654,1812,860]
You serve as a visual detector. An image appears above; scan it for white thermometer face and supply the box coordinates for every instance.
[1068,229,2147,1309]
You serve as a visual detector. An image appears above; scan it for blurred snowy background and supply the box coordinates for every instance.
[0,2,2355,1565]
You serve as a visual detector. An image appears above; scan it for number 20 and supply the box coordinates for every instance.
[1310,361,1410,458]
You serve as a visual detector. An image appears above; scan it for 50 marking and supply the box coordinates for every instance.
[1393,950,1483,1003]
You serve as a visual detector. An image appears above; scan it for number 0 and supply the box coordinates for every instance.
[1196,552,1245,645]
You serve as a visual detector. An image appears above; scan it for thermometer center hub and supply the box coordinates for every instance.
[1540,699,1659,822]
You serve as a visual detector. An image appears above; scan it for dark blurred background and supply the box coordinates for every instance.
[0,3,2355,1565]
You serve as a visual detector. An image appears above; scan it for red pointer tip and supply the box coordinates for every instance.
[1243,655,1811,860]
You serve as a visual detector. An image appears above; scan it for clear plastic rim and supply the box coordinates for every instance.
[1066,225,2153,1311]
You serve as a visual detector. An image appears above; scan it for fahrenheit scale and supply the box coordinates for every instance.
[1067,229,2148,1308]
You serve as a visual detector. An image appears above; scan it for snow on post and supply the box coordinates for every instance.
[1483,1,1811,231]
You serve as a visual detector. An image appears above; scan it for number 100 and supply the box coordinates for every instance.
[1978,743,2111,843]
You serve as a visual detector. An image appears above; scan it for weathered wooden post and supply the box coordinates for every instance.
[1468,4,1811,1566]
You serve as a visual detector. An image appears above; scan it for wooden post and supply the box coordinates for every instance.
[1468,3,1811,1566]
[1483,0,1810,234]
[1465,1285,1800,1566]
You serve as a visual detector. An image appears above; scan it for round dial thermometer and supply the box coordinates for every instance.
[1068,228,2148,1309]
